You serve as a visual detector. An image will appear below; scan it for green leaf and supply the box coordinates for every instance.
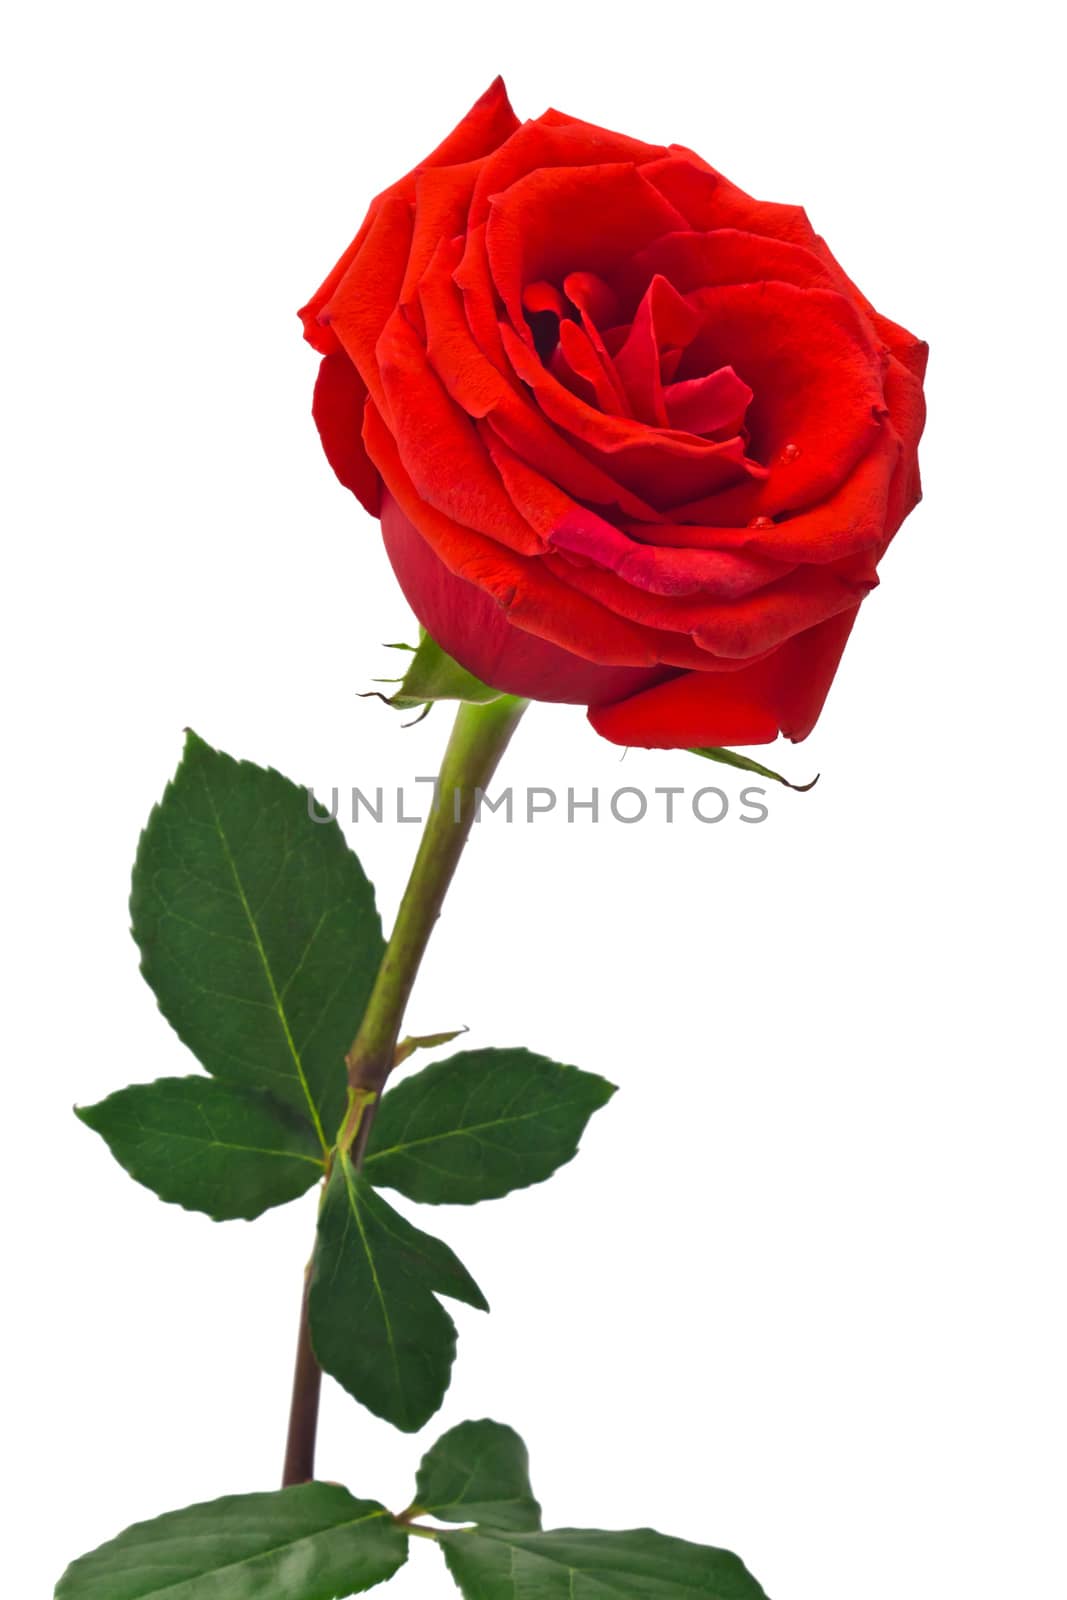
[310,1155,487,1432]
[382,630,503,711]
[690,744,818,792]
[412,1423,769,1597]
[393,1026,468,1068]
[413,1419,542,1533]
[131,730,384,1152]
[54,1483,407,1599]
[439,1526,769,1599]
[363,1048,615,1206]
[76,1076,324,1221]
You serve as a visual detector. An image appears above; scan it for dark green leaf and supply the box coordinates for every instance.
[439,1526,769,1599]
[413,1419,541,1532]
[690,744,818,792]
[76,1076,324,1221]
[363,1049,615,1205]
[54,1484,407,1599]
[131,730,384,1152]
[310,1155,487,1432]
[384,630,503,711]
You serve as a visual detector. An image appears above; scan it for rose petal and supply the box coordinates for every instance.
[612,275,703,425]
[379,489,673,705]
[545,548,874,657]
[399,160,483,312]
[613,228,839,314]
[453,222,511,372]
[563,271,621,327]
[546,509,792,598]
[522,280,568,317]
[881,354,926,538]
[588,605,861,747]
[364,400,665,667]
[591,668,781,747]
[555,319,632,416]
[375,303,543,554]
[499,321,764,507]
[673,281,887,520]
[467,114,668,228]
[810,232,930,381]
[560,274,630,411]
[299,76,518,354]
[314,194,413,415]
[485,163,689,341]
[627,420,901,564]
[474,432,744,673]
[644,153,821,249]
[663,367,753,437]
[312,351,380,514]
[417,239,664,519]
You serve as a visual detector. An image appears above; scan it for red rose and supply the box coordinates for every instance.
[301,79,926,749]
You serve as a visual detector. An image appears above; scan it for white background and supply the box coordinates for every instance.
[4,2,1064,1596]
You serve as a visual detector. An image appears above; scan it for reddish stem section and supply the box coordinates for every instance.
[281,1270,321,1488]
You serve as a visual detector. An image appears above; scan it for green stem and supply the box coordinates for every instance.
[339,693,528,1155]
[281,693,527,1487]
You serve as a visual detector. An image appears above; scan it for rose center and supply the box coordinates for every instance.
[522,269,753,444]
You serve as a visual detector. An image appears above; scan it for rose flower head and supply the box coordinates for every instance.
[301,78,926,750]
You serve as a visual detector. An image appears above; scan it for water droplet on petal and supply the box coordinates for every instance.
[780,442,801,462]
[747,516,774,528]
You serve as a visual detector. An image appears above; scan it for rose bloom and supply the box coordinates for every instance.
[301,80,926,749]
